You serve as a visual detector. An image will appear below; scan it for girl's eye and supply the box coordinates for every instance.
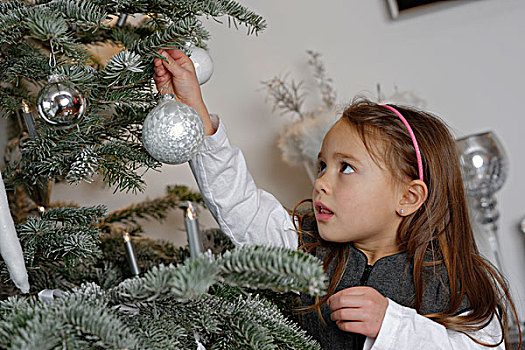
[317,161,326,174]
[341,162,355,174]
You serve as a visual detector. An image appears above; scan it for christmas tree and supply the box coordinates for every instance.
[0,1,327,348]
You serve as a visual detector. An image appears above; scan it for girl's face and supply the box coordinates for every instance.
[312,119,403,251]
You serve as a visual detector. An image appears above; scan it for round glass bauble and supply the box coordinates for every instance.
[142,94,204,164]
[456,131,508,198]
[189,46,214,85]
[36,74,85,127]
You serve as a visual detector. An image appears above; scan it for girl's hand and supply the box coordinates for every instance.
[153,49,214,135]
[328,286,388,338]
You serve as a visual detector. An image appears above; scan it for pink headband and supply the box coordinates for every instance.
[381,105,424,182]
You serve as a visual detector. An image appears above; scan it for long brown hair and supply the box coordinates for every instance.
[294,98,520,347]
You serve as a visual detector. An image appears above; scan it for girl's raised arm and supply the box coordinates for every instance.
[154,49,297,248]
[189,115,298,249]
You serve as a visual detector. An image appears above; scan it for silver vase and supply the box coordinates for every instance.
[456,131,508,272]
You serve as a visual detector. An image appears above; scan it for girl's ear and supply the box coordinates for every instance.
[397,179,428,216]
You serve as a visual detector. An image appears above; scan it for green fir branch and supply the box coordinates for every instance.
[219,245,327,295]
[103,185,203,226]
[130,17,209,55]
[123,311,188,350]
[17,216,102,268]
[51,0,108,31]
[97,140,159,169]
[2,50,50,83]
[98,157,147,193]
[65,145,99,183]
[111,25,141,47]
[0,2,26,45]
[110,255,219,304]
[0,86,31,119]
[216,0,267,35]
[109,245,326,305]
[25,7,68,42]
[2,286,139,349]
[101,49,147,87]
[55,64,99,89]
[41,205,107,226]
[193,294,320,350]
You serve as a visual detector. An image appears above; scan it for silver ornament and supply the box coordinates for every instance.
[37,74,86,127]
[188,46,214,85]
[142,94,204,164]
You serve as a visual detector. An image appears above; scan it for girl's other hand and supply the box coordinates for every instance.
[328,286,388,338]
[153,49,214,135]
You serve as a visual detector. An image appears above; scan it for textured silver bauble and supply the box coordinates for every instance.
[36,74,86,127]
[142,94,204,164]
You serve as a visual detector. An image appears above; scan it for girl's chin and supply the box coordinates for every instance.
[318,230,349,244]
[318,230,336,242]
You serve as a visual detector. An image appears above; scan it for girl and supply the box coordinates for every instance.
[153,49,519,349]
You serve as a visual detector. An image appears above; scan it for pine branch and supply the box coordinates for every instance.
[0,2,26,45]
[109,245,327,304]
[102,185,204,227]
[56,64,99,89]
[219,245,327,295]
[50,0,108,31]
[1,47,50,83]
[24,7,91,64]
[16,214,102,268]
[1,285,139,349]
[130,17,209,56]
[109,256,219,304]
[101,49,147,87]
[99,160,147,194]
[41,205,107,226]
[195,294,320,350]
[216,0,267,35]
[123,311,187,349]
[64,145,99,183]
[97,140,159,170]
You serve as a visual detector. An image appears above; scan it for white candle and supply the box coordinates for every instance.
[0,172,29,293]
[21,100,37,138]
[184,202,203,259]
[122,232,140,277]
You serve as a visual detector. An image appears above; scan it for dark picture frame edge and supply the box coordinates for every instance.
[387,0,450,19]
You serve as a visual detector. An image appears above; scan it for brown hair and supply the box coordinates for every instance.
[294,98,520,347]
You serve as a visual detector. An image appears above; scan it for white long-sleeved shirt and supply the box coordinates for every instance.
[189,115,505,349]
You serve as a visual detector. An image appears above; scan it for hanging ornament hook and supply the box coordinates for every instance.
[48,37,57,69]
[160,81,170,95]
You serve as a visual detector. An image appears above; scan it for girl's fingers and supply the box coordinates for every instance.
[330,307,365,322]
[164,48,197,73]
[153,71,168,83]
[336,320,369,335]
[329,295,368,311]
[154,65,167,77]
[160,51,187,77]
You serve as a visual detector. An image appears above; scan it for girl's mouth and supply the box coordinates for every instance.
[314,202,334,222]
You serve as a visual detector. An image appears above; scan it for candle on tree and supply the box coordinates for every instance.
[0,172,29,293]
[184,201,203,259]
[122,232,140,277]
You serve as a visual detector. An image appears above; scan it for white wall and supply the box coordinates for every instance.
[12,0,525,317]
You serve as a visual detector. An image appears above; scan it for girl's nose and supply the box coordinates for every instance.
[313,173,331,195]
